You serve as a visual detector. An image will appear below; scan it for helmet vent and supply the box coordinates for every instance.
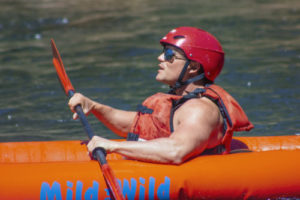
[173,35,185,39]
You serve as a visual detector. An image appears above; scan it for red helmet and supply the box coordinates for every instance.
[160,27,224,81]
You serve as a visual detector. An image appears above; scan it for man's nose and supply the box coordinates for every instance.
[157,53,165,62]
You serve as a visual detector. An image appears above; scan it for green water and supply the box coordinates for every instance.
[0,0,299,142]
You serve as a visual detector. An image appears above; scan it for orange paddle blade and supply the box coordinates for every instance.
[50,39,75,96]
[101,164,125,200]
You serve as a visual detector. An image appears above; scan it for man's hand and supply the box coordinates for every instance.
[87,136,116,154]
[68,93,95,120]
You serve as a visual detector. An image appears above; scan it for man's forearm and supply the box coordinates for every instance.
[92,103,137,137]
[111,138,184,164]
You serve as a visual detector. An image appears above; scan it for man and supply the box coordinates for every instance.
[68,27,253,165]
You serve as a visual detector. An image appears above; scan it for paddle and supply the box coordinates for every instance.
[50,39,124,200]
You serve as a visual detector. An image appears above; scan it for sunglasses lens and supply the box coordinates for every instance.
[164,48,174,61]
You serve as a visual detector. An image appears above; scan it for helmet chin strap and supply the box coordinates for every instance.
[168,60,205,94]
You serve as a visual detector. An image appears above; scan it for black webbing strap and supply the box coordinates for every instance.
[137,104,153,114]
[201,144,226,155]
[127,132,139,141]
[126,104,153,141]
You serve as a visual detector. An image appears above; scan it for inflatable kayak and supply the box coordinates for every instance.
[0,135,300,200]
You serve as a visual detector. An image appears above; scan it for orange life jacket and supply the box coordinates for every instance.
[128,84,254,154]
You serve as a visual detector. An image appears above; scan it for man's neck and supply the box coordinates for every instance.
[175,83,205,96]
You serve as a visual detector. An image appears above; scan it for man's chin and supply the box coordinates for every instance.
[155,76,165,83]
[155,75,162,82]
[156,78,172,86]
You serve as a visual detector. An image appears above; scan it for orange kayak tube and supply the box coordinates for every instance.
[0,135,300,200]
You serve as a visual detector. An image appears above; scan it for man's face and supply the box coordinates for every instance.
[156,45,187,86]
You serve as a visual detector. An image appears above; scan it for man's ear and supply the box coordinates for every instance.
[189,62,202,75]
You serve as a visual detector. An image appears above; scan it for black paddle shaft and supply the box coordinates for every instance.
[68,90,107,164]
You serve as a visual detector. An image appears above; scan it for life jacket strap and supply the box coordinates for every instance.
[201,144,226,155]
[127,132,139,141]
[127,104,154,141]
[137,104,153,114]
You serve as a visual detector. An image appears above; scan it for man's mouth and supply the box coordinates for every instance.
[158,63,164,70]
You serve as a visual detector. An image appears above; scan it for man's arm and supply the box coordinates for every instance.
[68,93,137,137]
[87,98,224,164]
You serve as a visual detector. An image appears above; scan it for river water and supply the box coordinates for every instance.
[0,0,299,142]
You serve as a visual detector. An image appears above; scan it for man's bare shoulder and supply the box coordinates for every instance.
[172,96,224,150]
[178,97,221,121]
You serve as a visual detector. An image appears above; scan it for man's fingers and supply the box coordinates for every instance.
[87,136,95,152]
[68,93,82,111]
[73,113,77,120]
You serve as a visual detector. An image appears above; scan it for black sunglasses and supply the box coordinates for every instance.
[163,48,186,62]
